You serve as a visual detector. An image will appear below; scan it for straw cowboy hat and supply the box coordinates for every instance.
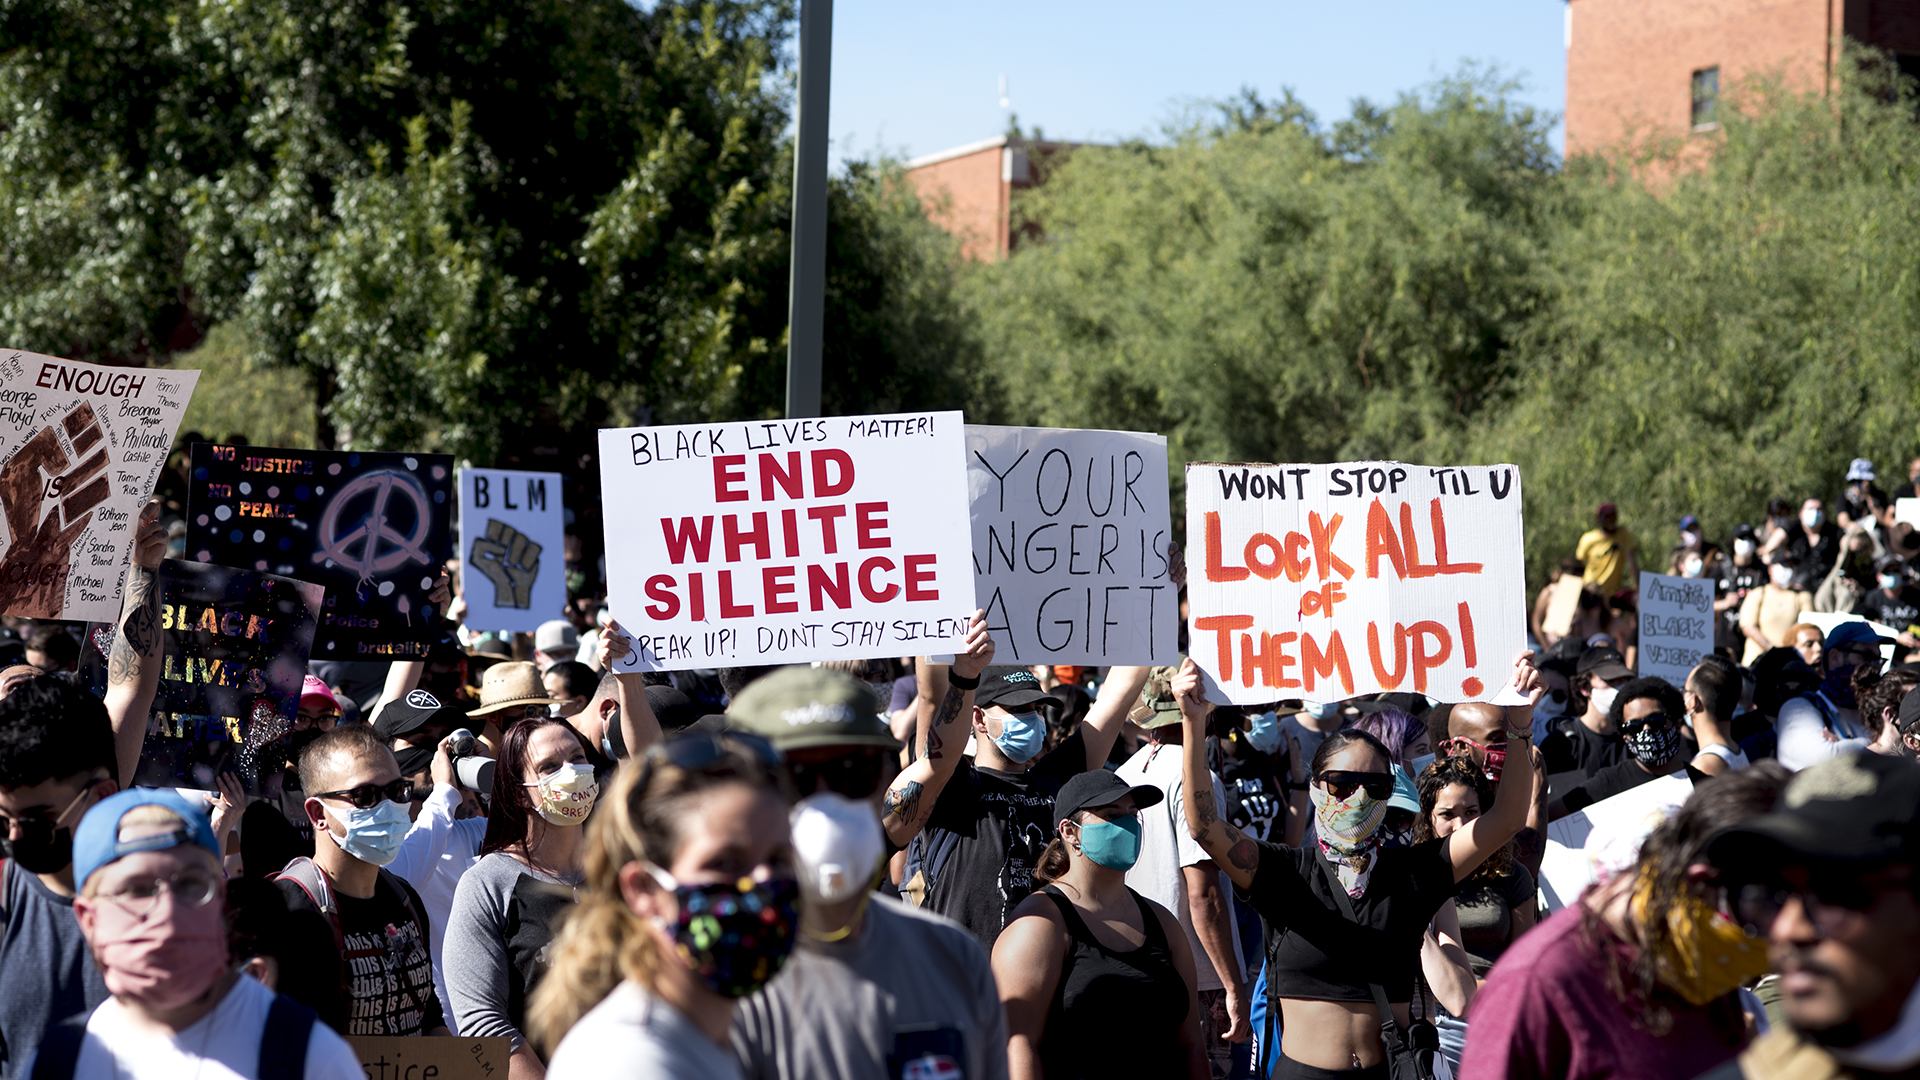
[466,660,565,718]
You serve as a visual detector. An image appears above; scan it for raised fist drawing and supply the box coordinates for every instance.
[469,519,541,609]
[0,402,111,617]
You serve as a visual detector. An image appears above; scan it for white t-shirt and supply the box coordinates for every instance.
[550,980,739,1080]
[1776,693,1870,771]
[67,974,361,1080]
[1115,741,1245,993]
[388,782,487,1029]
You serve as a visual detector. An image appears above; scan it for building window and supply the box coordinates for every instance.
[1691,67,1719,129]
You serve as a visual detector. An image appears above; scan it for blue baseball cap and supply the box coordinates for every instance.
[73,789,222,892]
[1825,620,1895,652]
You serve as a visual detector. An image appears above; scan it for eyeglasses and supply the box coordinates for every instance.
[1315,770,1395,801]
[99,867,221,919]
[293,711,340,732]
[1618,713,1671,737]
[1833,648,1885,672]
[313,779,412,809]
[789,752,888,800]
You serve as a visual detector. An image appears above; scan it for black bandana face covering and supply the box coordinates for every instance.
[1625,718,1681,767]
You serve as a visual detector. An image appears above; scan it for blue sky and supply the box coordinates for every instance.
[823,1,1568,163]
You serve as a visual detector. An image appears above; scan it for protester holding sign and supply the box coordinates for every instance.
[0,677,122,1080]
[40,790,362,1080]
[534,734,798,1080]
[1174,652,1540,1078]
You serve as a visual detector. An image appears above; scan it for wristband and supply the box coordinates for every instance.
[1507,727,1533,742]
[947,670,980,690]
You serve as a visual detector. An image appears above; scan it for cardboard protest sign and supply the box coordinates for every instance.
[130,560,324,792]
[1539,772,1692,910]
[965,425,1176,665]
[1184,461,1526,705]
[0,350,198,620]
[1541,573,1584,638]
[1637,571,1715,685]
[184,445,453,660]
[348,1036,510,1080]
[457,468,564,633]
[598,412,974,670]
[1898,498,1920,529]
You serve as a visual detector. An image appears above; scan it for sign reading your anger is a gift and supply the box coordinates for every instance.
[1185,461,1526,706]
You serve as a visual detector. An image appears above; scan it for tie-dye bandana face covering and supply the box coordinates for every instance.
[1311,784,1388,898]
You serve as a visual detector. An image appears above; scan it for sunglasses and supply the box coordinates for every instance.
[1315,770,1395,801]
[1618,713,1671,737]
[313,778,413,809]
[1729,873,1893,939]
[293,711,340,731]
[789,753,888,800]
[0,784,94,844]
[99,866,222,919]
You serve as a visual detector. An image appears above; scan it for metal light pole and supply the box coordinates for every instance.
[784,0,831,419]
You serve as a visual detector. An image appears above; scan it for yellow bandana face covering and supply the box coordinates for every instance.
[1632,870,1771,1006]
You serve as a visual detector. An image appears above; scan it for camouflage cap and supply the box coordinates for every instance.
[1129,665,1184,729]
[726,665,903,753]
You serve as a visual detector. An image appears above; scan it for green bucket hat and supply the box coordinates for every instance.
[726,666,903,753]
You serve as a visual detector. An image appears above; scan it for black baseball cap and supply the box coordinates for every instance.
[975,667,1052,712]
[1577,645,1633,682]
[1709,753,1920,868]
[1052,770,1164,831]
[373,688,469,740]
[645,685,699,732]
[1898,686,1920,735]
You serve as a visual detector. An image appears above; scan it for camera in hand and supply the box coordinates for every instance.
[449,728,495,793]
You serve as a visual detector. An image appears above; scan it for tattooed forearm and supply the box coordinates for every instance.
[108,567,159,687]
[922,682,967,761]
[883,780,924,826]
[1225,826,1260,874]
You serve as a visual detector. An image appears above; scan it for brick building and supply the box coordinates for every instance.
[903,136,1076,262]
[1566,0,1920,156]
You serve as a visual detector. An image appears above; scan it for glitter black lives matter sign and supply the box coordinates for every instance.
[185,444,454,658]
[131,560,324,792]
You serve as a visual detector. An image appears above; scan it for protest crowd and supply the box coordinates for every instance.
[9,388,1920,1080]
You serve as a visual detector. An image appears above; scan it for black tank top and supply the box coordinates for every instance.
[1037,884,1189,1080]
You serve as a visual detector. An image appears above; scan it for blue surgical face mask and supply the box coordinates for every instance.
[1245,711,1284,755]
[1304,701,1340,722]
[992,710,1045,763]
[1074,815,1142,871]
[327,799,411,867]
[1882,574,1905,592]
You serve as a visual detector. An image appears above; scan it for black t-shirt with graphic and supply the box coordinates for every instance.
[913,729,1091,952]
[1857,586,1920,634]
[276,870,444,1036]
[1210,737,1285,843]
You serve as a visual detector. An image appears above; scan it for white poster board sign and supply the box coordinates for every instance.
[965,425,1176,665]
[457,468,565,633]
[1897,498,1920,529]
[1539,772,1693,910]
[598,412,975,670]
[1637,571,1714,685]
[1184,461,1527,705]
[0,350,198,620]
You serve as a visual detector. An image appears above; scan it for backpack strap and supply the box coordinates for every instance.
[256,996,316,1080]
[374,869,437,1023]
[27,1014,89,1080]
[271,857,343,953]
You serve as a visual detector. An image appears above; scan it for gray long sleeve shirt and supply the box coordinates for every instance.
[444,852,582,1051]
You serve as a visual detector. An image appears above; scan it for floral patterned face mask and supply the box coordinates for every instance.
[1310,782,1388,897]
[645,864,800,998]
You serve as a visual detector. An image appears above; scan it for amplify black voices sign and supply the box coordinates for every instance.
[131,560,324,792]
[185,444,454,659]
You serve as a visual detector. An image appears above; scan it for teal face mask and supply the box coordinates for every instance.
[1075,815,1142,871]
[993,710,1045,763]
[1245,710,1284,754]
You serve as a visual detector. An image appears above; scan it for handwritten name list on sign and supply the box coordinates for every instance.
[600,413,975,670]
[967,425,1176,665]
[1638,571,1715,686]
[0,351,198,620]
[1185,461,1526,705]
